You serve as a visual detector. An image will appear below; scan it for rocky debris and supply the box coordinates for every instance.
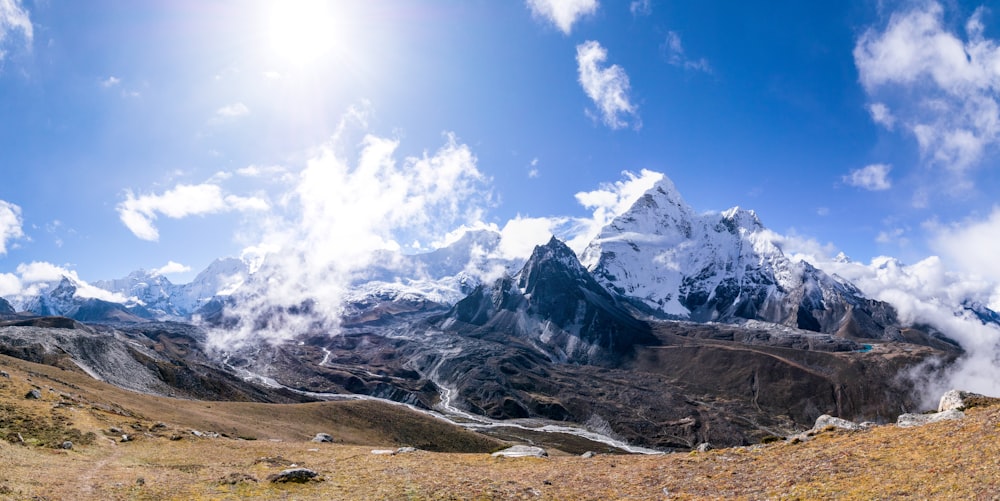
[60,441,73,450]
[120,434,132,442]
[491,445,548,458]
[311,433,334,443]
[190,430,220,438]
[254,456,294,467]
[371,447,420,456]
[24,389,41,399]
[581,451,597,458]
[266,468,320,483]
[1,370,9,378]
[897,409,965,428]
[149,422,167,432]
[696,443,713,452]
[219,473,258,485]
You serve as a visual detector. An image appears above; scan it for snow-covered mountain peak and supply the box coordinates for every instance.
[582,174,896,336]
[717,207,763,234]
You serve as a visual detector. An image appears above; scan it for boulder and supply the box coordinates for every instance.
[491,445,548,458]
[937,389,996,412]
[581,451,597,458]
[696,442,713,452]
[813,414,865,432]
[897,409,965,428]
[311,433,334,443]
[266,468,320,483]
[1,371,9,378]
[25,389,41,400]
[61,441,73,450]
[395,447,418,454]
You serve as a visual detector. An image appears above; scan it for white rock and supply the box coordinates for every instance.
[813,414,864,431]
[897,409,965,428]
[491,445,548,458]
[938,390,986,413]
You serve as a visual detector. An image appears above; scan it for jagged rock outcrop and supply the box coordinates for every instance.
[443,237,657,364]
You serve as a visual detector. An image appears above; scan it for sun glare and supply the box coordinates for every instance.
[264,1,340,66]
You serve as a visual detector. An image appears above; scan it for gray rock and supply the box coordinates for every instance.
[371,449,397,455]
[61,441,73,450]
[311,433,334,443]
[696,442,713,452]
[395,447,418,454]
[1,370,9,378]
[581,451,597,458]
[121,434,132,442]
[813,414,864,432]
[267,468,320,483]
[109,427,122,434]
[491,445,548,458]
[897,409,965,428]
[938,389,988,412]
[25,389,41,400]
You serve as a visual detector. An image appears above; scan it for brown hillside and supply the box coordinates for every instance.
[2,353,1000,499]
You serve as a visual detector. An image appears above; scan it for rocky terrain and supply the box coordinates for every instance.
[0,175,982,454]
[2,353,999,500]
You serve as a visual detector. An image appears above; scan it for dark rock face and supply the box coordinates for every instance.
[445,237,657,364]
[0,297,14,316]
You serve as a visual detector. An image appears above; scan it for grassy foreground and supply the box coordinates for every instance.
[1,354,999,500]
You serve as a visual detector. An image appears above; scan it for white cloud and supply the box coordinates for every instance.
[12,261,127,303]
[0,272,19,297]
[117,183,270,241]
[152,261,192,276]
[876,227,908,246]
[0,0,32,61]
[214,102,250,120]
[101,76,121,88]
[844,163,892,191]
[526,0,597,35]
[210,126,491,348]
[0,199,24,255]
[854,2,1000,173]
[576,40,640,130]
[630,0,651,17]
[804,253,1000,404]
[867,102,896,130]
[928,207,1000,284]
[663,31,712,73]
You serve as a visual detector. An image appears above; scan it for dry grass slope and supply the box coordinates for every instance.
[2,353,1000,499]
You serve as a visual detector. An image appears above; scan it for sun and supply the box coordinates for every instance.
[263,0,341,67]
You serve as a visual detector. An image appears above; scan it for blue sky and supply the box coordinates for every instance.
[2,0,1000,288]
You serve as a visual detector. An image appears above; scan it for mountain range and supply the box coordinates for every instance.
[0,175,980,450]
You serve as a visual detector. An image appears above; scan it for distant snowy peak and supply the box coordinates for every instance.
[92,257,252,319]
[584,175,898,338]
[351,228,519,306]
